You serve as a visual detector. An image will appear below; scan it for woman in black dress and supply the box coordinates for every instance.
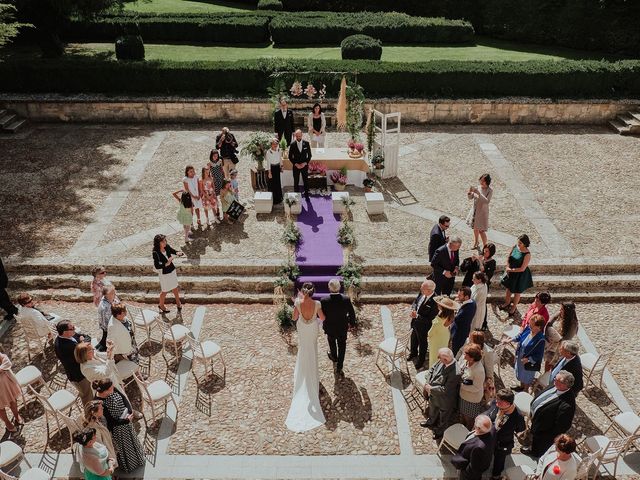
[93,379,145,473]
[265,138,283,204]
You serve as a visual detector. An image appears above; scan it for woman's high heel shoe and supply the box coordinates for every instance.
[158,305,170,313]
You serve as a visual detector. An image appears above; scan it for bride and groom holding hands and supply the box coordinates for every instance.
[285,279,357,433]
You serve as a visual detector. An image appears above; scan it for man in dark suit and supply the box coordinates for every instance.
[0,256,18,321]
[451,287,476,356]
[274,97,294,146]
[407,279,438,369]
[484,388,526,480]
[54,320,94,406]
[288,129,312,199]
[421,347,460,439]
[431,236,461,295]
[321,278,357,376]
[451,414,495,480]
[549,340,583,395]
[523,370,576,457]
[428,215,450,262]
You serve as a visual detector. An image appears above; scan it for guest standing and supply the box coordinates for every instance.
[91,266,110,307]
[92,379,145,473]
[76,342,127,398]
[520,291,551,331]
[466,174,493,250]
[500,234,533,315]
[420,348,460,439]
[199,167,219,226]
[152,234,184,314]
[458,344,486,429]
[97,285,118,352]
[535,434,578,479]
[288,129,312,199]
[407,280,438,370]
[54,320,94,406]
[545,302,579,370]
[219,180,237,224]
[549,340,583,395]
[307,103,326,148]
[451,287,476,356]
[427,297,457,368]
[450,415,495,480]
[207,149,225,201]
[0,256,18,321]
[266,138,283,204]
[183,165,202,228]
[431,236,461,296]
[428,216,450,263]
[484,389,526,480]
[0,352,23,433]
[172,189,194,243]
[73,427,116,480]
[504,314,545,392]
[461,243,497,288]
[470,272,488,331]
[83,401,118,469]
[107,304,138,363]
[215,127,239,178]
[457,331,496,402]
[320,279,357,376]
[274,97,294,146]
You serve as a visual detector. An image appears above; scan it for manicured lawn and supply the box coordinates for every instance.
[66,39,620,62]
[123,0,253,13]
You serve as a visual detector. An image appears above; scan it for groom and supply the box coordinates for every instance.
[321,279,357,376]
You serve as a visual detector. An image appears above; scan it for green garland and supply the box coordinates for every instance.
[346,82,365,141]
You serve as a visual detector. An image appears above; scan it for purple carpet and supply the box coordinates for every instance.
[295,195,343,298]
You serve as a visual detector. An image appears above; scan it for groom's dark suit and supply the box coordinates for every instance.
[288,139,312,198]
[321,293,356,372]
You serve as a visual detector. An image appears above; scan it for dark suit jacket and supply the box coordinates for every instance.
[451,301,476,355]
[530,386,576,440]
[426,361,460,410]
[274,109,294,141]
[288,140,312,167]
[451,430,496,480]
[54,335,86,383]
[321,293,356,338]
[428,224,447,261]
[152,245,178,275]
[411,293,439,332]
[0,257,7,289]
[483,401,526,449]
[215,132,239,161]
[430,244,459,293]
[552,355,584,394]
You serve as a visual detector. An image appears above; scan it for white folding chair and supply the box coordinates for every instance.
[116,359,140,388]
[584,435,632,479]
[156,319,190,358]
[0,442,30,474]
[575,448,602,480]
[375,330,412,377]
[504,465,536,480]
[0,467,50,480]
[531,370,551,395]
[133,373,178,426]
[55,410,83,447]
[581,350,614,390]
[14,365,50,408]
[185,335,226,380]
[603,410,640,450]
[514,391,534,427]
[28,386,81,440]
[438,423,469,454]
[15,316,49,361]
[126,305,161,347]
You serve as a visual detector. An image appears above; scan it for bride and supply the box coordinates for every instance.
[285,282,326,432]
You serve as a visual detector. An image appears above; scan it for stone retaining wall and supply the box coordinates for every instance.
[2,98,638,124]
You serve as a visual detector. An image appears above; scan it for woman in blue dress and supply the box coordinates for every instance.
[503,314,545,391]
[500,234,534,316]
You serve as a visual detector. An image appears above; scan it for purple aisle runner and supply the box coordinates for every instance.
[295,195,343,298]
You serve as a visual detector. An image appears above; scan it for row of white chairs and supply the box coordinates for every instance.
[0,441,49,480]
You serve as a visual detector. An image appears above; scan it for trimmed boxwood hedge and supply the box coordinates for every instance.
[341,35,382,60]
[115,35,145,61]
[257,0,283,10]
[1,57,639,98]
[270,12,474,45]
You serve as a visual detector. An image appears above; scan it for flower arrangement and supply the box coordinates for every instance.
[308,161,327,176]
[330,171,348,185]
[289,80,325,100]
[363,177,375,191]
[277,261,300,281]
[354,142,364,153]
[276,303,295,332]
[282,219,302,246]
[304,83,317,99]
[337,260,363,290]
[290,80,303,97]
[372,152,385,169]
[241,132,273,170]
[337,221,355,247]
[347,140,355,150]
[318,83,327,102]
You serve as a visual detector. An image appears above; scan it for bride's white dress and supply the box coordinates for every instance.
[285,299,326,432]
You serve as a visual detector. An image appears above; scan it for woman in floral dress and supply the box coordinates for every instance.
[199,167,219,226]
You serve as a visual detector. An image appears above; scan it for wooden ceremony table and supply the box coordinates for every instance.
[281,147,369,187]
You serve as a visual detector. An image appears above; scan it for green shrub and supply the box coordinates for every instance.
[270,12,474,45]
[115,35,145,61]
[257,0,283,10]
[341,34,381,60]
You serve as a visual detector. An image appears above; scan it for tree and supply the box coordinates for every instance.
[15,0,124,57]
[0,3,29,47]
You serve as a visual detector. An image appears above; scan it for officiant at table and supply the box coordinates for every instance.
[307,103,326,148]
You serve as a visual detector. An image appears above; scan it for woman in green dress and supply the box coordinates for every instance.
[73,427,116,480]
[500,234,533,315]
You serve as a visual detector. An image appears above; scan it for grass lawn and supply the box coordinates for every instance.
[66,39,621,62]
[123,0,253,13]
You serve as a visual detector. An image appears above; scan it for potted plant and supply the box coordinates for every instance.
[372,152,384,176]
[241,132,273,171]
[307,160,328,190]
[282,219,302,257]
[337,221,355,262]
[337,260,363,302]
[363,177,375,192]
[275,303,295,345]
[279,136,288,160]
[284,195,300,217]
[330,167,348,191]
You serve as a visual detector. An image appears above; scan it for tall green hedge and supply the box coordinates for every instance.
[1,57,639,98]
[269,12,474,45]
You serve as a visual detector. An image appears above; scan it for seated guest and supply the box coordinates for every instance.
[54,320,94,406]
[420,347,460,440]
[427,296,457,368]
[15,292,60,337]
[504,314,545,392]
[431,236,461,296]
[549,340,583,395]
[97,285,119,352]
[536,434,578,480]
[544,302,579,370]
[520,292,551,331]
[523,370,576,457]
[461,243,497,288]
[458,343,486,429]
[484,389,526,480]
[451,287,476,356]
[107,304,138,364]
[451,414,495,480]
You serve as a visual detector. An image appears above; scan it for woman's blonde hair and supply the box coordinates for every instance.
[83,400,103,426]
[73,342,93,364]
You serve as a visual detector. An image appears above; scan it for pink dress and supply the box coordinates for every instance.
[201,178,217,209]
[0,354,21,408]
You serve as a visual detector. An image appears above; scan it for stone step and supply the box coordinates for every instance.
[630,111,640,122]
[0,109,6,118]
[618,113,640,126]
[609,118,631,135]
[3,118,27,133]
[359,291,640,304]
[0,113,16,128]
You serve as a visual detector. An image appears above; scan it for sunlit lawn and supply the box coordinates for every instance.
[123,0,254,13]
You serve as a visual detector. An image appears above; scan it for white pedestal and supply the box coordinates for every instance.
[285,192,302,215]
[254,191,273,214]
[365,192,385,215]
[332,191,350,214]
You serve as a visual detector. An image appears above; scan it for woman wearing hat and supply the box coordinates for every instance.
[427,296,459,368]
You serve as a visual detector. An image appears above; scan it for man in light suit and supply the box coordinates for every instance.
[523,370,576,457]
[274,97,295,146]
[451,414,496,480]
[288,129,312,199]
[451,287,476,356]
[549,340,583,395]
[420,347,461,439]
[431,236,461,295]
[407,279,438,369]
[428,215,450,262]
[321,279,357,376]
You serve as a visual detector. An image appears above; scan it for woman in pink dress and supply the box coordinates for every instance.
[199,167,219,226]
[0,352,23,433]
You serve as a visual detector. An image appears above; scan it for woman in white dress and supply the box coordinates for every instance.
[285,282,326,433]
[183,165,203,228]
[470,271,488,331]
